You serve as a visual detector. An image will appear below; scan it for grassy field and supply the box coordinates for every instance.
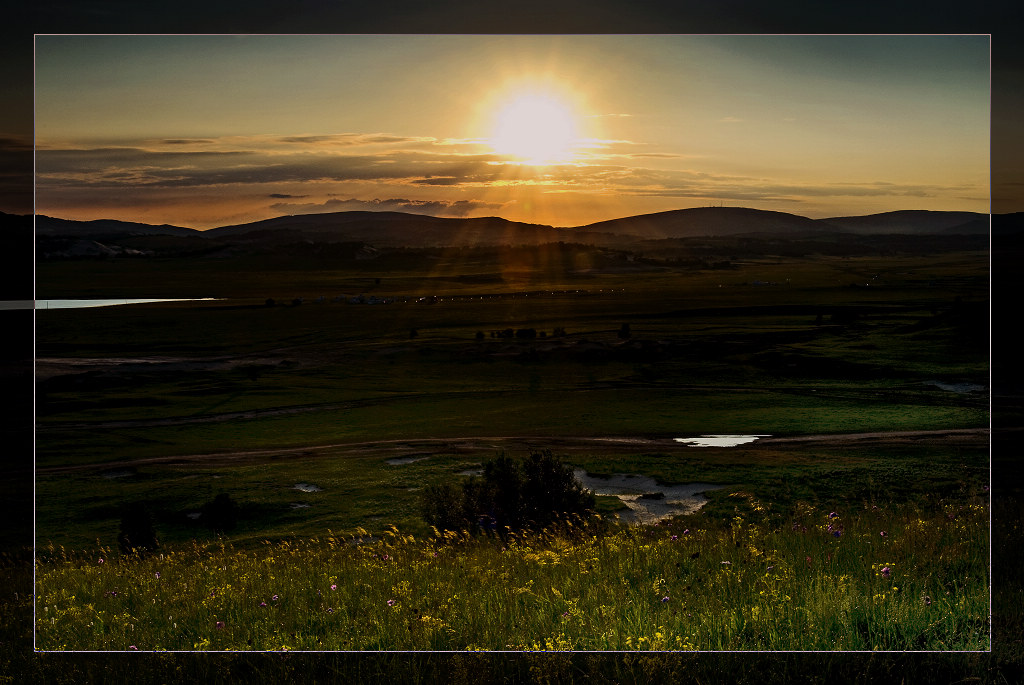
[35,493,988,651]
[29,244,992,658]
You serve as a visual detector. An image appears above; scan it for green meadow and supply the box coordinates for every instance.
[30,244,991,658]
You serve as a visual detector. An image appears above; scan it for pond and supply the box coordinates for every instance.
[673,435,770,447]
[2,298,221,310]
[573,469,724,525]
[450,465,725,524]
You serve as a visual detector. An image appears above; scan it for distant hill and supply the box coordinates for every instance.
[819,210,988,235]
[34,215,200,238]
[27,206,1001,254]
[572,207,835,240]
[993,212,1024,236]
[203,211,571,248]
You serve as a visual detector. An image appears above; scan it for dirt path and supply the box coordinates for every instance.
[36,428,990,474]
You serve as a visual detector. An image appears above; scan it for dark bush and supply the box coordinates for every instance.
[420,451,596,537]
[202,493,239,532]
[117,501,159,556]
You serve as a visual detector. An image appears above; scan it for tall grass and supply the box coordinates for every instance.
[35,496,988,652]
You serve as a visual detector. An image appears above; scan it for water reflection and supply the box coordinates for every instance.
[573,469,724,524]
[673,435,770,447]
[18,298,220,310]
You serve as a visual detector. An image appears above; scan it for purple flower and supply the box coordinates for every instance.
[215,621,225,630]
[721,561,731,565]
[880,531,887,537]
[881,566,891,578]
[387,599,397,606]
[767,566,774,572]
[129,645,138,650]
[670,535,678,541]
[155,572,160,579]
[272,595,279,602]
[330,584,337,591]
[832,530,842,538]
[662,596,670,602]
[828,512,839,519]
[562,611,570,617]
[98,558,104,565]
[682,529,690,535]
[924,596,932,606]
[327,607,334,613]
[259,601,267,607]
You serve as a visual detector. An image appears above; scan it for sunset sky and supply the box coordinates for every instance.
[34,34,990,229]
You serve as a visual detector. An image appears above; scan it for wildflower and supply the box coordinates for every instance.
[330,584,337,591]
[881,566,891,578]
[216,621,225,630]
[327,607,334,613]
[671,535,678,541]
[924,595,932,605]
[155,572,161,579]
[259,601,267,607]
[562,611,570,617]
[721,561,731,565]
[983,485,989,492]
[767,566,774,572]
[272,595,279,602]
[661,596,670,602]
[682,529,690,535]
[832,530,842,538]
[129,645,138,650]
[880,531,887,537]
[806,556,812,565]
[828,512,839,519]
[387,599,397,606]
[98,558,104,565]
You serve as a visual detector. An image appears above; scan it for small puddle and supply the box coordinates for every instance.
[385,455,431,466]
[100,469,135,479]
[673,435,770,447]
[926,381,986,394]
[293,483,322,492]
[289,503,311,509]
[574,469,724,524]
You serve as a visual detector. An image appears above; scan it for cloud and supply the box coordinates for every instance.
[269,197,505,217]
[160,138,217,145]
[275,133,436,146]
[268,193,309,198]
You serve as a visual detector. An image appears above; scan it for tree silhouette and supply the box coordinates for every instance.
[421,451,595,537]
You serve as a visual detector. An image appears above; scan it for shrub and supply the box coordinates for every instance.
[421,451,595,537]
[116,501,159,556]
[201,493,239,532]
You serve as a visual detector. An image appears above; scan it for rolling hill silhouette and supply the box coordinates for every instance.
[819,210,988,235]
[572,206,836,239]
[28,206,995,253]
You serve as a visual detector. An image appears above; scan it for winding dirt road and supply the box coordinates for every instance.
[36,428,990,474]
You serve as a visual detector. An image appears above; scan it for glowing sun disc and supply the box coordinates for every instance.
[490,93,581,165]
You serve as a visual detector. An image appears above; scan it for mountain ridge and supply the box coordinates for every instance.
[25,206,994,247]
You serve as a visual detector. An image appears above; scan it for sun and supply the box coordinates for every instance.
[488,92,583,165]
